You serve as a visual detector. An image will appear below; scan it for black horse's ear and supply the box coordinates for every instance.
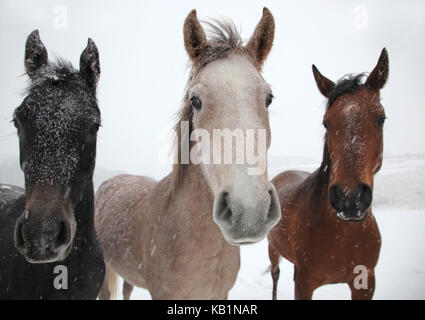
[246,7,275,68]
[25,30,48,78]
[312,64,335,98]
[80,38,100,94]
[365,48,389,90]
[183,9,207,63]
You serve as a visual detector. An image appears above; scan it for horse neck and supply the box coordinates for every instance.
[170,163,218,232]
[308,139,333,221]
[73,180,96,241]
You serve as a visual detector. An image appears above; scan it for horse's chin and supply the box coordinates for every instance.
[20,242,72,264]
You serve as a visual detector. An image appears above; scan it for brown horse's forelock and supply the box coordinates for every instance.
[168,18,254,201]
[327,73,367,110]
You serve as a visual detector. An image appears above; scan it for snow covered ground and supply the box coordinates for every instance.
[122,155,425,300]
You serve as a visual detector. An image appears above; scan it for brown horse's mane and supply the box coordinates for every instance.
[168,19,251,201]
[300,137,331,203]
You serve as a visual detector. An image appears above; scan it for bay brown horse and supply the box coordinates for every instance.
[95,8,280,299]
[268,48,389,300]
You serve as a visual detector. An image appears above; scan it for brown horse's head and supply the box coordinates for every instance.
[312,48,389,222]
[174,8,280,245]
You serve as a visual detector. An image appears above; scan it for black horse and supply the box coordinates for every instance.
[0,30,105,299]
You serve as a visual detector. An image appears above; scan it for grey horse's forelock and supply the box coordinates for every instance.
[200,18,243,67]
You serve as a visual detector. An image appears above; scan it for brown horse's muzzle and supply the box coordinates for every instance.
[329,183,372,222]
[14,188,76,263]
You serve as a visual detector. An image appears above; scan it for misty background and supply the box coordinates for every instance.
[1,0,424,186]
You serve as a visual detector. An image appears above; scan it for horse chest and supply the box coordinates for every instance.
[297,215,381,279]
[149,230,240,299]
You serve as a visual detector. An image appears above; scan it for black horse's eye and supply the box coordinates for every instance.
[12,118,21,133]
[265,93,274,108]
[190,96,202,111]
[90,123,100,135]
[377,116,386,127]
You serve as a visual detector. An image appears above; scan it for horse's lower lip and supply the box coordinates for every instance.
[227,239,257,246]
[336,211,367,222]
[24,256,61,264]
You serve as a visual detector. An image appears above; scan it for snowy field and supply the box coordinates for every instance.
[116,155,425,300]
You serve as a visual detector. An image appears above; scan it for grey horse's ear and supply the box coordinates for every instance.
[25,30,48,78]
[312,64,335,98]
[80,38,100,94]
[246,7,275,68]
[365,48,389,90]
[183,9,207,63]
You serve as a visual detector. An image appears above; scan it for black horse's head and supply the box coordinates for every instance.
[13,30,101,263]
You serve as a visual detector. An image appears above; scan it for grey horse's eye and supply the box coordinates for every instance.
[265,93,274,108]
[190,96,202,111]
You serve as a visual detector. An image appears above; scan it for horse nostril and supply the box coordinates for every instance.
[55,221,71,248]
[14,219,25,250]
[358,183,373,211]
[214,191,232,223]
[329,184,345,212]
[267,188,281,222]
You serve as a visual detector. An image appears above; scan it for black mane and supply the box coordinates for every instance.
[327,73,367,109]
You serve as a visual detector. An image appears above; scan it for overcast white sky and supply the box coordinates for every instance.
[1,0,424,179]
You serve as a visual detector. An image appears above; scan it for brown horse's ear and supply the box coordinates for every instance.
[312,65,335,98]
[246,7,275,68]
[183,9,207,63]
[25,30,48,79]
[80,38,100,94]
[365,48,389,90]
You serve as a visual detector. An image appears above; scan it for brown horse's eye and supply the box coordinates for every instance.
[323,121,330,130]
[190,96,202,111]
[377,116,386,127]
[265,93,274,108]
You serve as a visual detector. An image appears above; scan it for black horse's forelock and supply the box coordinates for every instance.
[24,58,96,100]
[17,57,100,122]
[327,73,367,109]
